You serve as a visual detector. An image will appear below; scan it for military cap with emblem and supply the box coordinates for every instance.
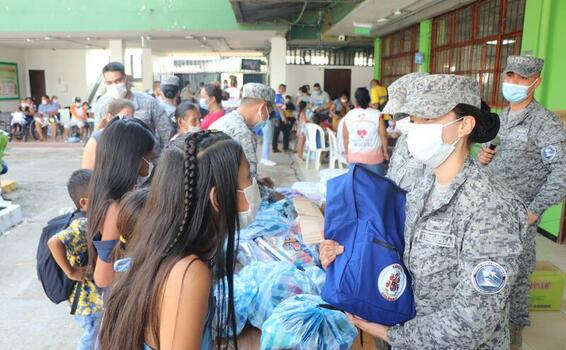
[382,72,429,119]
[241,83,277,110]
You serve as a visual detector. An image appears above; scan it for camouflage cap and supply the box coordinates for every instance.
[398,74,481,119]
[381,72,429,118]
[242,83,276,109]
[161,75,180,87]
[504,55,544,77]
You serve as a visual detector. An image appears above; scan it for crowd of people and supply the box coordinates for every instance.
[37,55,566,350]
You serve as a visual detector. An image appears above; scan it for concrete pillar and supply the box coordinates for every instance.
[418,20,432,73]
[142,48,153,91]
[108,40,124,63]
[269,36,287,89]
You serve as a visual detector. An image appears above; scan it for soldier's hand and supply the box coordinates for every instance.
[478,147,496,165]
[528,212,540,226]
[346,312,389,342]
[320,240,344,270]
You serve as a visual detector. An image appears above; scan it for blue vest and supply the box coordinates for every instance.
[321,165,416,326]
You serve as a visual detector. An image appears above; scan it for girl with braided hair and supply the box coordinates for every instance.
[99,130,258,350]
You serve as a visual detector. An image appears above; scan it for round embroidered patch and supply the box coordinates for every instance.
[471,261,507,295]
[541,145,557,161]
[378,263,407,301]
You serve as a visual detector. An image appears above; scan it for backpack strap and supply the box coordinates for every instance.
[70,282,82,315]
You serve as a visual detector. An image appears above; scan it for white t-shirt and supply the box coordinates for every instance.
[310,91,330,109]
[226,87,241,107]
[344,108,383,165]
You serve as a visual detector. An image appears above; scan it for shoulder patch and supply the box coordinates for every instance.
[541,145,557,161]
[471,261,507,295]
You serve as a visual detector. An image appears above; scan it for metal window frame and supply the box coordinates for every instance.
[430,0,525,108]
[380,24,420,86]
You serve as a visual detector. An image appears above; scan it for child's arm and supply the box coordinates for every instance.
[47,235,85,282]
[94,201,120,288]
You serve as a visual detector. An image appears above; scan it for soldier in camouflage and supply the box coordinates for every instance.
[210,83,281,201]
[323,74,528,349]
[478,55,566,349]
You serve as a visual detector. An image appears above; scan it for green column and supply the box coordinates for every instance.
[373,37,381,80]
[521,0,566,110]
[418,19,432,73]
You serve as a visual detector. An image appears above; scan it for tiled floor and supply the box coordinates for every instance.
[258,149,566,350]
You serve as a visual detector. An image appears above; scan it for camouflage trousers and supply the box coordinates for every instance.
[509,224,537,328]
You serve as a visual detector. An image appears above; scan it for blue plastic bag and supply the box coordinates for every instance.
[212,274,257,337]
[240,261,317,328]
[305,265,326,294]
[260,294,358,350]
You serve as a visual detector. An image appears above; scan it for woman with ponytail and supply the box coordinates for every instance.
[99,130,259,350]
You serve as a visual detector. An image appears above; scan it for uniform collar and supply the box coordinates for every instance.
[504,100,540,128]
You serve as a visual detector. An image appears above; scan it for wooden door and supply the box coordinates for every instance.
[29,70,46,105]
[324,68,351,100]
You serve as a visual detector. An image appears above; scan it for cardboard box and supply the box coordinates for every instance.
[529,261,566,311]
[294,197,324,245]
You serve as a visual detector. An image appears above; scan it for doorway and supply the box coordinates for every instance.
[29,70,46,105]
[324,68,351,100]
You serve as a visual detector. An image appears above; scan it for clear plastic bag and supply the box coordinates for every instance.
[212,274,257,337]
[260,294,358,350]
[304,265,326,294]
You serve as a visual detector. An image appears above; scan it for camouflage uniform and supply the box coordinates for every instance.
[210,83,278,201]
[485,56,566,329]
[94,91,172,154]
[385,74,527,349]
[210,109,259,177]
[387,159,528,350]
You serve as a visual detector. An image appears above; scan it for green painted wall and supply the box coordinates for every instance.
[418,20,432,73]
[521,0,566,110]
[373,37,381,80]
[0,0,240,32]
[521,0,566,240]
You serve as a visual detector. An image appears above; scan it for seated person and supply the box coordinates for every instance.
[10,106,27,138]
[36,95,60,142]
[171,102,201,141]
[66,97,89,140]
[81,99,135,170]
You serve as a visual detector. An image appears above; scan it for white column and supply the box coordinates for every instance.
[269,36,287,89]
[142,48,153,91]
[108,40,124,63]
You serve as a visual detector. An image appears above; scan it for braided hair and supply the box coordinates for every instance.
[163,130,217,256]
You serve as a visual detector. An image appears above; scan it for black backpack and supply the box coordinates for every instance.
[36,211,83,314]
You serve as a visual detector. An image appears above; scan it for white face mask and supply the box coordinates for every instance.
[106,82,128,99]
[407,117,463,169]
[396,117,411,134]
[237,178,261,229]
[188,126,201,133]
[137,157,154,186]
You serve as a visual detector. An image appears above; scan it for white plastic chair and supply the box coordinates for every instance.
[304,123,328,171]
[326,129,343,169]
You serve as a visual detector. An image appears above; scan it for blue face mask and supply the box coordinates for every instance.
[199,98,209,111]
[502,79,538,103]
[253,104,269,131]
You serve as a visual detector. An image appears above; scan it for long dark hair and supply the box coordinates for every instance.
[114,187,150,260]
[99,131,241,350]
[87,118,155,274]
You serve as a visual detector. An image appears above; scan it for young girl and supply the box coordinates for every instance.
[99,131,256,350]
[87,118,155,289]
[295,101,308,161]
[82,99,136,170]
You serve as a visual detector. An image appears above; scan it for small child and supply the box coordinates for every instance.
[171,102,201,141]
[113,187,149,262]
[11,106,27,136]
[47,169,104,350]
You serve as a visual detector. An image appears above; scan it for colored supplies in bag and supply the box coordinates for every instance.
[238,232,318,268]
[240,261,317,328]
[322,165,416,326]
[260,294,358,350]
